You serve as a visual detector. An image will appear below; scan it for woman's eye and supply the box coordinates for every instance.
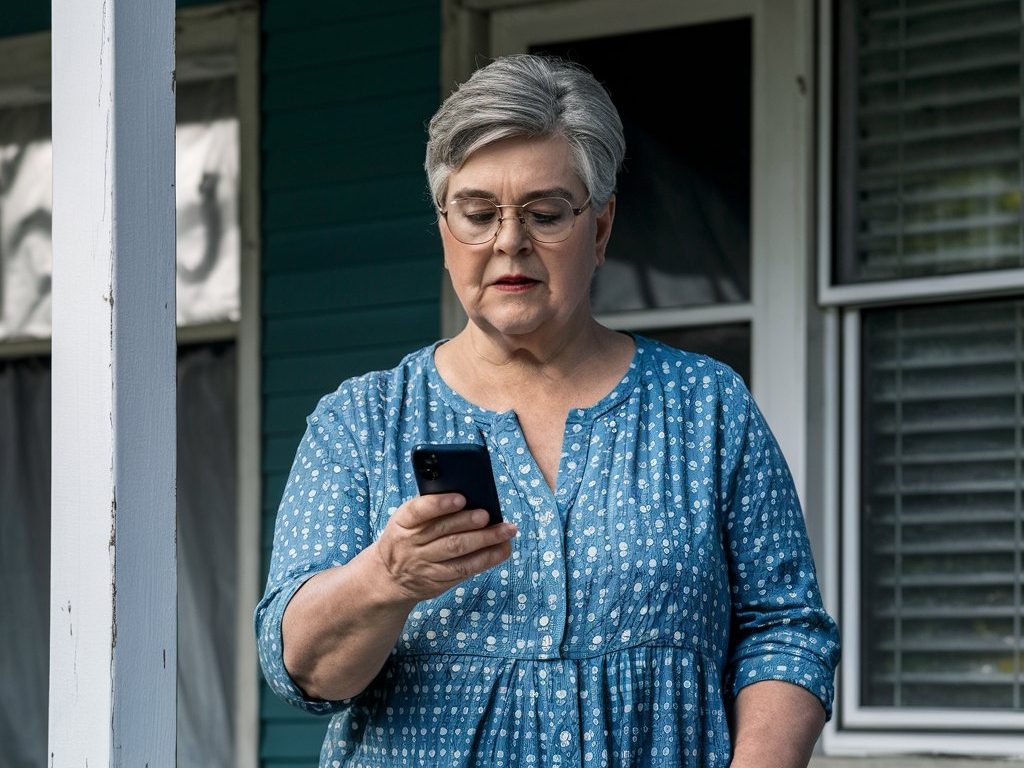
[464,210,497,224]
[457,201,498,224]
[527,209,564,226]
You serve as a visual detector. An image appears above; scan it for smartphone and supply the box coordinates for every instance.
[411,443,503,525]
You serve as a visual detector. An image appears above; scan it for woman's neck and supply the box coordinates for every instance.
[437,319,634,412]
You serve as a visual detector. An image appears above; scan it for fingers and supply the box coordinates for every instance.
[397,492,470,528]
[428,536,515,586]
[430,521,517,563]
[397,493,505,544]
[376,495,518,602]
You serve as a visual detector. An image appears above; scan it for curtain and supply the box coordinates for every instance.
[0,356,51,767]
[0,342,237,766]
[0,76,239,341]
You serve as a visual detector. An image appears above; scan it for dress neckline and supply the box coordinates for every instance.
[425,333,646,425]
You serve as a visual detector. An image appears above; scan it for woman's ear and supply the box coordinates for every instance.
[594,194,616,267]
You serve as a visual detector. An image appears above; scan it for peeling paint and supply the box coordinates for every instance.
[110,492,117,649]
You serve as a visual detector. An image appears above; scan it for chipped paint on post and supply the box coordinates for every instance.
[49,0,176,765]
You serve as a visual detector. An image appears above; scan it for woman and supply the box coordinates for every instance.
[256,53,840,767]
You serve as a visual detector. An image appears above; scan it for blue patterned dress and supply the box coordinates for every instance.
[255,335,840,767]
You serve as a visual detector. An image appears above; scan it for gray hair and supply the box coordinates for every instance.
[425,54,625,210]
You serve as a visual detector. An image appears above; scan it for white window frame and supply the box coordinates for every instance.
[816,0,1024,757]
[443,0,817,505]
[0,6,262,766]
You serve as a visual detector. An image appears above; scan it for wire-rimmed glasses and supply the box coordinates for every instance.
[440,196,592,245]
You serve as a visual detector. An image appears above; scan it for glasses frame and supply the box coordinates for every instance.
[440,196,592,245]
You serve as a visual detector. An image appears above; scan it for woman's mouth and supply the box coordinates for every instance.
[492,275,540,292]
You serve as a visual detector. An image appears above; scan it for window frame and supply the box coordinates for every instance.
[817,0,1024,756]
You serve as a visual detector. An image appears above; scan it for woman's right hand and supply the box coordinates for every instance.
[373,492,518,603]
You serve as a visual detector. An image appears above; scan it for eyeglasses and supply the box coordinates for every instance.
[440,196,592,245]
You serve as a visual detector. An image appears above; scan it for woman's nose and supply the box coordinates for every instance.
[493,214,531,252]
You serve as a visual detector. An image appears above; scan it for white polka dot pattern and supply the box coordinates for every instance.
[255,335,840,767]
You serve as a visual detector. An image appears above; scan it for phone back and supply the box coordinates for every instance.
[412,443,503,525]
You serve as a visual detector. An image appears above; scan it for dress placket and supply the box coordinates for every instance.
[491,410,595,765]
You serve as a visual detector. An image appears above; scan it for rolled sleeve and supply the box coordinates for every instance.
[253,394,374,715]
[720,389,841,719]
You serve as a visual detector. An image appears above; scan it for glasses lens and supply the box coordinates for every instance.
[443,197,582,244]
[446,198,499,244]
[522,198,575,243]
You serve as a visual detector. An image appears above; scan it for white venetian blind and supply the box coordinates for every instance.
[860,298,1024,709]
[838,0,1024,284]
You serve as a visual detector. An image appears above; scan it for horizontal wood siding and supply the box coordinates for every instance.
[258,1,441,766]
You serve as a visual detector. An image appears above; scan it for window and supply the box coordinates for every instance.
[0,4,261,766]
[826,0,1024,755]
[464,0,816,497]
[0,28,241,341]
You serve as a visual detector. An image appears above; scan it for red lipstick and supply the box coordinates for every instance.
[492,274,539,292]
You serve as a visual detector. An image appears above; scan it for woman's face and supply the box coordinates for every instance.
[439,134,615,343]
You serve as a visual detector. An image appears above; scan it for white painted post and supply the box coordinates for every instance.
[49,0,177,765]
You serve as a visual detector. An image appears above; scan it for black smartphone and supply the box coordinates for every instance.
[411,443,503,525]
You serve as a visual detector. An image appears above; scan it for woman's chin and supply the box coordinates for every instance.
[473,314,556,340]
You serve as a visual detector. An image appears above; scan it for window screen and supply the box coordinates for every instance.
[860,297,1024,710]
[837,0,1024,284]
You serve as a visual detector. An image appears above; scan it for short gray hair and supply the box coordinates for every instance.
[425,54,625,210]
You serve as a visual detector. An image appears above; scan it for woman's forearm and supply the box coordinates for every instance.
[730,680,826,768]
[280,492,518,702]
[282,543,418,701]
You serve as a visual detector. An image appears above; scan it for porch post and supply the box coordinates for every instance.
[49,0,177,764]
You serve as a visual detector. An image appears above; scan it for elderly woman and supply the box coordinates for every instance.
[256,53,840,767]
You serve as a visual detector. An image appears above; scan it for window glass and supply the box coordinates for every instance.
[0,74,239,341]
[0,343,238,767]
[532,19,751,313]
[859,297,1024,710]
[836,0,1024,284]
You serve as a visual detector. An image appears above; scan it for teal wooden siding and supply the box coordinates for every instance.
[259,0,442,765]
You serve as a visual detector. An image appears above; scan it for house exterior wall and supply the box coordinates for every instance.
[257,0,442,763]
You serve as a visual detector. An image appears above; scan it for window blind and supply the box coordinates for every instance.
[839,0,1024,284]
[860,298,1024,709]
